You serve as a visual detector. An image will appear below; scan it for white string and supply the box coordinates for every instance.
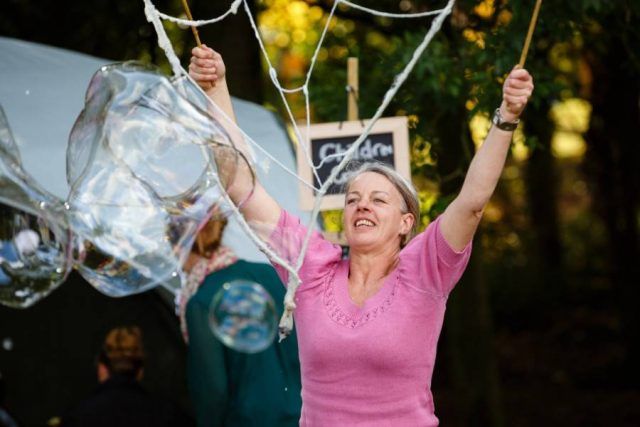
[241,1,323,187]
[144,0,318,191]
[288,0,456,320]
[144,0,456,338]
[181,71,306,298]
[304,0,340,87]
[143,0,184,77]
[156,0,243,27]
[338,0,446,18]
[300,0,341,178]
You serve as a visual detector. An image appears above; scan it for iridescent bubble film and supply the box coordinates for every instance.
[209,280,277,354]
[0,106,73,308]
[66,62,254,297]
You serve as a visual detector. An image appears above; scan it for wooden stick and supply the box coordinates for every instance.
[347,57,359,121]
[518,0,543,68]
[181,0,203,46]
[181,0,215,90]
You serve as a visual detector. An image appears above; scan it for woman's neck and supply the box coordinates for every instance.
[348,245,400,294]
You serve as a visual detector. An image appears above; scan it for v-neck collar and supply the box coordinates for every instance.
[323,259,398,327]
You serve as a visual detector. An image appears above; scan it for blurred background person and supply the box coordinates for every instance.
[60,326,193,427]
[179,212,302,427]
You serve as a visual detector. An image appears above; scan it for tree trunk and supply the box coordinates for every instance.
[434,106,505,426]
[583,36,640,384]
[446,238,505,427]
[523,98,566,301]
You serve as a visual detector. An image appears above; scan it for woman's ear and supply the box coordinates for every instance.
[400,212,415,236]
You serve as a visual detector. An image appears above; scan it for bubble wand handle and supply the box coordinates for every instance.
[181,0,214,90]
[518,0,542,68]
[181,0,203,46]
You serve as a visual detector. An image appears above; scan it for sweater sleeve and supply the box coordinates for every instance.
[267,210,342,289]
[399,215,472,297]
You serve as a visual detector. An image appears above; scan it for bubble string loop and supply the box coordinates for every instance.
[143,0,456,339]
[157,0,243,27]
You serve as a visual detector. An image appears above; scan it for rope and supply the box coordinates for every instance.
[143,0,456,338]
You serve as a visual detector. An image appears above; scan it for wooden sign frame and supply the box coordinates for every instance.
[296,116,410,211]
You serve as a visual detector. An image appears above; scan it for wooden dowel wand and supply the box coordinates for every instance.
[181,0,215,90]
[518,0,543,68]
[181,0,203,47]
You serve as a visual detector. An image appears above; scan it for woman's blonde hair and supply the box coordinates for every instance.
[344,162,419,247]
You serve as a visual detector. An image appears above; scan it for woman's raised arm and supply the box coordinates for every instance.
[189,45,281,234]
[440,68,534,251]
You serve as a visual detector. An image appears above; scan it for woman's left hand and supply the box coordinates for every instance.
[501,67,534,122]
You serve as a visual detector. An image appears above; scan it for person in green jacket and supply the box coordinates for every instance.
[178,213,302,427]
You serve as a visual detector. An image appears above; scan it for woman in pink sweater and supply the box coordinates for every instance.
[189,46,533,426]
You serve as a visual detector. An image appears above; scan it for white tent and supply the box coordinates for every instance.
[0,36,307,264]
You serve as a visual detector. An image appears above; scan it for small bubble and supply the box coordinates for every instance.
[39,201,46,209]
[25,89,30,96]
[284,387,288,392]
[209,280,277,354]
[2,338,14,351]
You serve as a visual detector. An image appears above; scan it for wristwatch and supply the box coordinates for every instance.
[492,108,519,131]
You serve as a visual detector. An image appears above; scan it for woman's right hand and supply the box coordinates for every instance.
[189,44,226,93]
[187,45,281,235]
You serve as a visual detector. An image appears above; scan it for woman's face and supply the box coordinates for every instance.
[343,171,414,253]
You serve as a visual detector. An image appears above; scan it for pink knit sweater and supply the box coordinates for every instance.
[269,211,472,427]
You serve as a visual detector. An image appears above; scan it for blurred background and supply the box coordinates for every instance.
[1,0,639,426]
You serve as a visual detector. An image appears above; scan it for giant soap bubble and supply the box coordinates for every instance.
[209,280,278,353]
[66,62,254,297]
[0,106,73,308]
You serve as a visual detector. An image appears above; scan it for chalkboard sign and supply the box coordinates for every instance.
[296,116,410,211]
